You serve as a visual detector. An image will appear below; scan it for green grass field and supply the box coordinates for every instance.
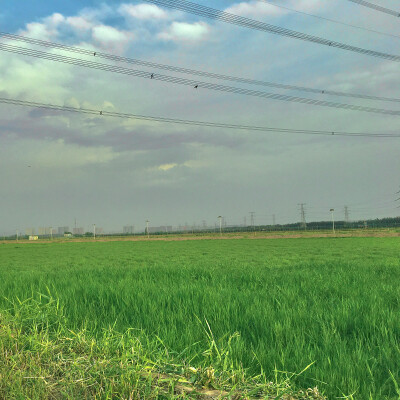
[1,237,400,398]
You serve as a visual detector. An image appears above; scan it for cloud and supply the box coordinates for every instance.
[0,52,72,101]
[65,16,94,31]
[18,9,134,52]
[22,13,65,40]
[158,21,210,42]
[225,0,324,18]
[91,25,134,49]
[225,1,286,17]
[119,3,169,20]
[32,140,117,167]
[158,163,178,171]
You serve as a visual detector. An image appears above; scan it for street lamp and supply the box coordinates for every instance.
[218,216,222,236]
[330,209,335,234]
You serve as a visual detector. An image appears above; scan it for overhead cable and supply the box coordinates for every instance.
[2,43,400,116]
[256,0,400,39]
[1,32,400,103]
[347,0,400,17]
[1,97,399,137]
[143,0,400,62]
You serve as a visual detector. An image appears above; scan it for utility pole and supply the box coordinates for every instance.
[16,229,19,241]
[146,220,150,239]
[218,216,223,236]
[298,204,307,230]
[272,214,276,226]
[93,224,96,240]
[50,227,53,241]
[330,209,335,234]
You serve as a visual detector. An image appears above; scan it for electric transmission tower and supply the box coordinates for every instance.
[249,212,255,231]
[298,204,307,229]
[344,206,350,225]
[396,187,400,207]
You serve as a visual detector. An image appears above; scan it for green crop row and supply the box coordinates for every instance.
[1,237,399,398]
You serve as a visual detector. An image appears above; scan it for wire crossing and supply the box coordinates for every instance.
[347,0,400,17]
[2,43,400,116]
[256,0,400,39]
[1,97,399,137]
[143,0,400,62]
[1,32,400,103]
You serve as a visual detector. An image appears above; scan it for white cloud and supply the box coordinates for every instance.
[158,21,209,42]
[119,3,169,20]
[0,53,72,101]
[225,0,323,18]
[158,163,178,171]
[66,16,94,31]
[225,1,286,17]
[92,25,133,45]
[22,13,65,40]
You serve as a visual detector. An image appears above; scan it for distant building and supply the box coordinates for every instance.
[29,235,39,241]
[58,226,69,235]
[38,227,51,236]
[123,226,134,234]
[72,227,84,235]
[25,228,35,236]
[148,226,173,234]
[64,233,73,238]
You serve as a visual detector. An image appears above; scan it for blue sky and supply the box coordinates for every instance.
[0,0,399,234]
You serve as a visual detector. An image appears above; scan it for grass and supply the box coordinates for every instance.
[1,237,400,398]
[0,295,325,399]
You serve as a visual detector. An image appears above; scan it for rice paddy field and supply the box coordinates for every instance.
[1,236,400,399]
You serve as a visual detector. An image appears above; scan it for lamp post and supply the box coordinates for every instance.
[330,209,335,234]
[218,216,222,236]
[93,224,96,240]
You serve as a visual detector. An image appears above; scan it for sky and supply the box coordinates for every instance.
[0,0,399,234]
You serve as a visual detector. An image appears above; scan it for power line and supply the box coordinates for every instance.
[256,0,400,39]
[143,0,400,62]
[1,96,399,138]
[2,32,400,103]
[347,0,400,17]
[3,43,400,116]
